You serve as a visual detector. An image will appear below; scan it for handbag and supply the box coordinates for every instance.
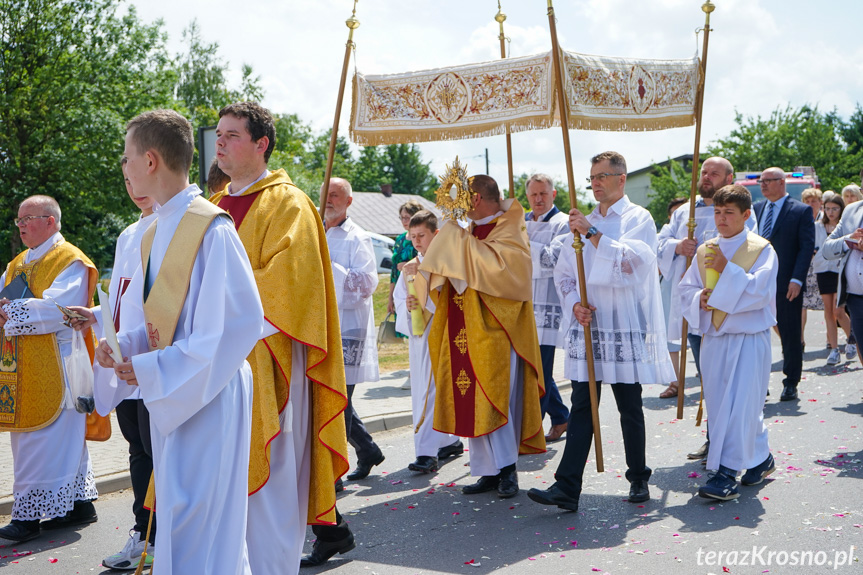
[85,411,112,442]
[377,312,400,348]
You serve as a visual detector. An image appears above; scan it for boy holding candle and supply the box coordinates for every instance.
[678,184,778,500]
[393,210,463,473]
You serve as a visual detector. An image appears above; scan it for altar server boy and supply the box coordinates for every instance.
[394,210,463,473]
[678,184,777,501]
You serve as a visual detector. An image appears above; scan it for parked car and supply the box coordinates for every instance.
[366,231,395,273]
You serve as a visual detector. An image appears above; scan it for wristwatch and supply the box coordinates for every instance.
[584,225,599,239]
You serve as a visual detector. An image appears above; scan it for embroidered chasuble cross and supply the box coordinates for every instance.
[445,220,497,437]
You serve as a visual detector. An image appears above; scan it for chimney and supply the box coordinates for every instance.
[380,184,393,197]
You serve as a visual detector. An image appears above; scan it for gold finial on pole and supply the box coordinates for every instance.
[676,0,715,421]
[495,1,506,37]
[320,1,360,222]
[346,0,360,37]
[545,0,604,473]
[495,2,515,197]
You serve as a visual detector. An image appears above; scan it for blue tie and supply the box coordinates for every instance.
[762,202,775,238]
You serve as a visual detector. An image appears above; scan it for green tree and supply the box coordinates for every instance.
[707,105,863,192]
[174,20,263,184]
[382,144,438,198]
[0,0,178,267]
[646,158,692,227]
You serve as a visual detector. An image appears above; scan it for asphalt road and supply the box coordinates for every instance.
[1,331,861,574]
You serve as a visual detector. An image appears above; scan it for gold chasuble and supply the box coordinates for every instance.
[0,242,98,432]
[210,169,349,525]
[696,233,770,330]
[419,200,545,455]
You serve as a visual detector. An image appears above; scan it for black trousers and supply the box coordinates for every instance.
[554,381,650,496]
[115,399,155,543]
[345,385,381,463]
[776,290,804,387]
[311,507,351,543]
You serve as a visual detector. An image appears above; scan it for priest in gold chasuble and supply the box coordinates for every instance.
[0,195,99,543]
[419,175,545,499]
[209,103,350,575]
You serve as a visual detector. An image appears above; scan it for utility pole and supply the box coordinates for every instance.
[485,148,490,175]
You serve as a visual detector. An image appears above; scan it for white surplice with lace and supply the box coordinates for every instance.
[1,232,98,520]
[554,196,675,385]
[326,217,380,386]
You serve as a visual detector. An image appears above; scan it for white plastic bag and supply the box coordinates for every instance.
[66,329,95,413]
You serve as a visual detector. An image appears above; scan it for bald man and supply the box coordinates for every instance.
[753,167,815,401]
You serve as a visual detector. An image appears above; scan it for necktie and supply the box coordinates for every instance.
[762,202,775,238]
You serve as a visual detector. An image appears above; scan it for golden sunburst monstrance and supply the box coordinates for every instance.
[434,156,474,222]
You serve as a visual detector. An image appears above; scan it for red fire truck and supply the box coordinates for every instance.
[734,166,821,203]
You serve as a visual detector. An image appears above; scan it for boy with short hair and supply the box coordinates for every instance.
[394,210,463,473]
[678,184,778,501]
[97,109,264,574]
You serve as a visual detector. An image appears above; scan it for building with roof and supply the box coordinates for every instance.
[348,185,441,238]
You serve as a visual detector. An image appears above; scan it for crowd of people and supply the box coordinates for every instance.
[1,100,861,574]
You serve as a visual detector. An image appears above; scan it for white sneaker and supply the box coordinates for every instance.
[827,347,841,365]
[102,530,154,570]
[846,343,857,361]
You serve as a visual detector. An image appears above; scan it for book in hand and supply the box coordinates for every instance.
[0,274,35,301]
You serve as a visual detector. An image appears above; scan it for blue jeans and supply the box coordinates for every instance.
[539,345,570,426]
[688,333,703,375]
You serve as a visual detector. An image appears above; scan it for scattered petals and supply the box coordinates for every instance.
[48,558,58,564]
[688,471,702,478]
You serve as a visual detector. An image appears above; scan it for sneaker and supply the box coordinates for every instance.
[741,453,776,486]
[827,347,841,365]
[846,343,857,361]
[698,471,739,501]
[102,530,154,570]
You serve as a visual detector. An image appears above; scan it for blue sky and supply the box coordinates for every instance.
[129,0,863,191]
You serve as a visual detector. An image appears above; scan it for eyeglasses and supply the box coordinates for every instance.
[823,206,842,212]
[757,177,783,184]
[14,215,50,226]
[586,173,624,183]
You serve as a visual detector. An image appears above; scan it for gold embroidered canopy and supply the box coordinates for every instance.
[350,49,700,145]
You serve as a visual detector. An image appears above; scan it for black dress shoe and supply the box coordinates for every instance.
[462,475,500,494]
[780,384,798,401]
[497,468,519,498]
[41,501,97,530]
[300,533,356,567]
[628,479,650,503]
[335,477,344,492]
[0,519,40,542]
[687,441,709,460]
[408,455,439,473]
[437,440,464,460]
[527,484,579,512]
[347,452,385,481]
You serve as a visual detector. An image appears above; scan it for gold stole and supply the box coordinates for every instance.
[697,232,770,330]
[0,242,97,432]
[139,196,227,510]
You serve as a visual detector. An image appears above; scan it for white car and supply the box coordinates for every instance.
[366,231,396,274]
